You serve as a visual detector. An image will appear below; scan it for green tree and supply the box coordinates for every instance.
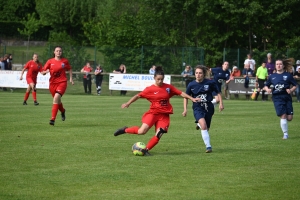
[18,13,40,58]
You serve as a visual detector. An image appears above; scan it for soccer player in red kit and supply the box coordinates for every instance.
[42,46,74,126]
[20,53,43,105]
[114,66,200,155]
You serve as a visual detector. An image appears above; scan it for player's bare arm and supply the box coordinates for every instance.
[180,92,200,102]
[182,98,188,117]
[122,94,141,108]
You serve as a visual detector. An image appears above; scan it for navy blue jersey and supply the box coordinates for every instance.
[186,79,220,106]
[211,67,230,84]
[265,72,297,95]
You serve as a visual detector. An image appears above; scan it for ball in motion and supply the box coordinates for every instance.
[132,142,146,156]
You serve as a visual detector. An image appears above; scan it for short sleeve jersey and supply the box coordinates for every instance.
[256,66,268,79]
[138,83,182,114]
[186,79,219,107]
[24,60,43,80]
[82,66,93,78]
[265,72,297,95]
[211,68,230,85]
[43,58,71,84]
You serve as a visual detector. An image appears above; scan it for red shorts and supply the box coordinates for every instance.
[142,112,170,132]
[49,82,67,97]
[26,77,37,85]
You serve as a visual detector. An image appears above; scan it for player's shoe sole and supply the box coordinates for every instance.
[49,120,55,126]
[206,147,212,153]
[114,126,127,136]
[61,110,66,121]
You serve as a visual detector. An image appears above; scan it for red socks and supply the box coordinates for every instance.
[125,126,139,134]
[32,91,37,101]
[24,92,29,101]
[58,103,65,113]
[124,127,161,150]
[146,136,159,150]
[51,104,59,120]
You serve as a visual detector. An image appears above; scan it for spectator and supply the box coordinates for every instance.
[296,60,300,71]
[6,54,13,70]
[149,65,156,75]
[244,53,256,72]
[242,64,254,100]
[255,61,268,101]
[293,67,300,102]
[0,57,4,70]
[81,62,93,94]
[230,66,241,99]
[181,65,193,88]
[94,65,104,95]
[113,64,127,95]
[265,53,275,75]
[2,55,8,91]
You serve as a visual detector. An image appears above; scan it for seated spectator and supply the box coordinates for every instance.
[230,66,241,98]
[230,66,241,79]
[181,65,193,88]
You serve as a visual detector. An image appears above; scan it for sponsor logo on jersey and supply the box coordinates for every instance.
[62,63,65,68]
[166,88,170,94]
[204,85,209,91]
[283,76,287,81]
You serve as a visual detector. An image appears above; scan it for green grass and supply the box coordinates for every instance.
[1,88,300,200]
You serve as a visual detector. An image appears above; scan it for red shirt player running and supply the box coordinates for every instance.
[20,53,43,105]
[114,66,199,155]
[42,46,74,126]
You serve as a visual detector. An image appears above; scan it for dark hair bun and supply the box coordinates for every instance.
[155,66,163,72]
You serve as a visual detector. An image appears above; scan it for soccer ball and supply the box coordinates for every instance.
[132,142,146,156]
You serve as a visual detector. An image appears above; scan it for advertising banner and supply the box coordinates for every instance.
[109,73,171,91]
[0,70,50,89]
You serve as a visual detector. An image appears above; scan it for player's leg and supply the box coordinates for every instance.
[144,114,169,154]
[49,83,67,125]
[255,87,261,101]
[23,84,31,105]
[88,79,91,94]
[114,112,153,136]
[30,82,39,105]
[83,78,87,93]
[273,96,290,139]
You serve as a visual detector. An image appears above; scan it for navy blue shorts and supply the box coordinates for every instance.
[193,103,215,129]
[272,95,293,116]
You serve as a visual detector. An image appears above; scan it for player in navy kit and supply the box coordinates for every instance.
[210,61,231,105]
[263,59,297,139]
[183,65,224,153]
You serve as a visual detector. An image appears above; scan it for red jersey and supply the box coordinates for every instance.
[138,83,182,114]
[82,66,93,78]
[43,58,72,84]
[23,60,43,80]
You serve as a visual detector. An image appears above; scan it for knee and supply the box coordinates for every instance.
[137,129,147,135]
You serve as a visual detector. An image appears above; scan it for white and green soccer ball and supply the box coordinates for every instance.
[132,142,146,156]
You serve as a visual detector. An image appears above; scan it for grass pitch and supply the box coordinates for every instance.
[1,89,300,200]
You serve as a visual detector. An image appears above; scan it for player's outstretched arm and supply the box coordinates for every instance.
[121,94,140,108]
[180,92,200,102]
[41,69,49,75]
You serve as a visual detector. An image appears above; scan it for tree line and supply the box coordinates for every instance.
[1,0,300,72]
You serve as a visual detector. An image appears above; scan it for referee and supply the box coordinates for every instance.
[255,61,268,101]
